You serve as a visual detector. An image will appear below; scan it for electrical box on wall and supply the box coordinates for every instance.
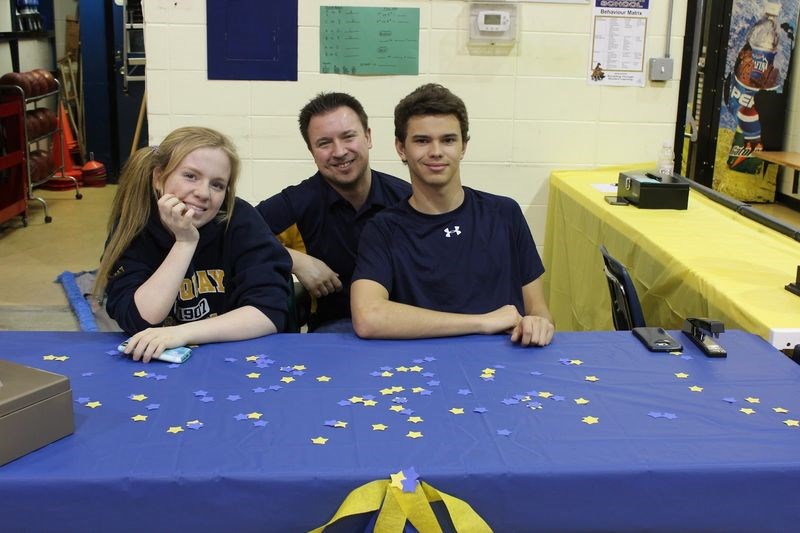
[469,2,518,47]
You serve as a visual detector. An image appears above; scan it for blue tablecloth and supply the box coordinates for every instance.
[1,330,799,532]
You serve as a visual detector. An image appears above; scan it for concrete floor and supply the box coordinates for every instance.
[0,185,115,330]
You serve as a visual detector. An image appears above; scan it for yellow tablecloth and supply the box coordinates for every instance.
[543,166,800,349]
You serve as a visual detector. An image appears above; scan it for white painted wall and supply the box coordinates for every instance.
[143,0,687,253]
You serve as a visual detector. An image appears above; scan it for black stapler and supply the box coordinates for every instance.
[682,318,727,357]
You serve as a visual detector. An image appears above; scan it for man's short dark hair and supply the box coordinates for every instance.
[394,83,470,144]
[298,92,369,148]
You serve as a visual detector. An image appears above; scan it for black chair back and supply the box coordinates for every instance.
[599,245,646,330]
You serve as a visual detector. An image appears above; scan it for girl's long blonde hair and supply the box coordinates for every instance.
[93,127,240,298]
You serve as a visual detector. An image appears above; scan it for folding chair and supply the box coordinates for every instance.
[599,244,646,330]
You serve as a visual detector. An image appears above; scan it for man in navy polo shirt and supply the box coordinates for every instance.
[351,84,554,346]
[256,92,410,332]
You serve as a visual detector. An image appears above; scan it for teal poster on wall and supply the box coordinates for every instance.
[320,6,420,76]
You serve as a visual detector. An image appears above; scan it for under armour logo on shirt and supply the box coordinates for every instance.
[444,226,461,238]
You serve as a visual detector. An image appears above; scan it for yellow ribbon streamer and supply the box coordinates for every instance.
[310,477,492,533]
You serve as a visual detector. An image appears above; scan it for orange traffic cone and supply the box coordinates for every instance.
[52,102,81,182]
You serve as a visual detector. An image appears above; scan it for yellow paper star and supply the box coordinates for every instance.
[409,365,423,372]
[783,419,800,427]
[449,408,464,415]
[689,385,704,392]
[739,408,756,415]
[246,372,261,379]
[381,371,394,377]
[316,375,331,382]
[574,397,590,405]
[86,401,101,408]
[669,350,683,356]
[391,386,405,393]
[167,426,184,434]
[131,414,147,422]
[390,471,406,489]
[675,372,689,379]
[396,366,409,372]
[407,416,423,423]
[54,356,69,361]
[582,416,599,425]
[406,431,423,439]
[133,371,148,377]
[571,359,584,366]
[247,412,263,420]
[130,394,147,402]
[280,376,295,384]
[585,376,599,382]
[480,373,494,379]
[411,387,424,393]
[311,436,328,445]
[390,405,405,412]
[349,396,364,404]
[292,365,307,371]
[520,395,532,402]
[363,399,377,407]
[245,355,260,362]
[372,423,388,431]
[538,392,553,398]
[745,396,760,404]
[773,407,789,413]
[380,388,394,395]
[43,354,56,360]
[334,421,348,428]
[481,368,496,375]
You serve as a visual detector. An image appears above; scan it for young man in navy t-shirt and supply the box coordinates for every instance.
[256,93,410,331]
[351,84,554,346]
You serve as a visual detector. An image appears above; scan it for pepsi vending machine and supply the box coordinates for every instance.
[714,0,799,201]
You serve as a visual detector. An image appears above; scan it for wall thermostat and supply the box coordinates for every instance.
[477,10,510,33]
[469,3,518,47]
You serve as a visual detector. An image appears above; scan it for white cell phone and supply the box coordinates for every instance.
[117,342,192,364]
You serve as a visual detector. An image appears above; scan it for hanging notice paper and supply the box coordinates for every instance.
[320,6,420,76]
[588,0,649,87]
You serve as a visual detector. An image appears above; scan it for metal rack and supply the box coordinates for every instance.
[0,81,81,224]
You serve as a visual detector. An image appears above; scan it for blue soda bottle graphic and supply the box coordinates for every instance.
[726,1,781,173]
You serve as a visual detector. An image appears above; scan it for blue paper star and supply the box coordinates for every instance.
[400,467,419,493]
[370,371,382,377]
[380,366,392,371]
[338,400,350,406]
[527,401,543,409]
[234,413,248,421]
[252,387,267,393]
[226,395,242,401]
[502,398,519,405]
[269,385,282,391]
[420,389,433,396]
[255,361,271,368]
[146,403,160,410]
[168,363,179,369]
[155,374,167,380]
[200,396,215,403]
[412,358,424,364]
[292,370,305,376]
[680,354,693,360]
[457,389,472,396]
[722,397,737,403]
[422,372,435,377]
[401,408,414,415]
[496,429,512,436]
[393,397,408,404]
[648,411,663,418]
[552,395,565,402]
[423,356,436,362]
[427,380,440,386]
[253,420,268,427]
[473,407,488,414]
[494,364,505,369]
[186,421,204,430]
[81,372,94,377]
[76,396,90,404]
[663,412,678,420]
[280,366,293,372]
[362,395,376,401]
[324,419,338,427]
[193,390,208,397]
[224,357,237,362]
[530,371,543,376]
